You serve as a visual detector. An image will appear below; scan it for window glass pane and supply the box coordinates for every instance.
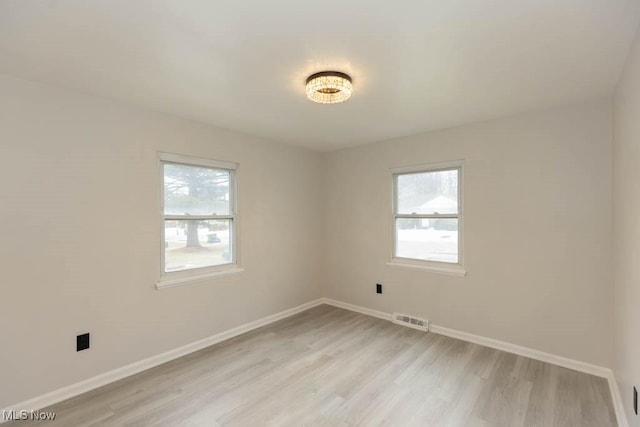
[164,164,231,215]
[164,219,233,272]
[397,169,458,214]
[395,218,458,263]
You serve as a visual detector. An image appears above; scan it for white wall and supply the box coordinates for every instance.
[0,75,324,408]
[613,27,640,425]
[323,100,613,367]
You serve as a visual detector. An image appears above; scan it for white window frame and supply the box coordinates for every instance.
[156,152,243,289]
[388,160,466,276]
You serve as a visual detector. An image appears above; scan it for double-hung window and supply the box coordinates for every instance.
[391,161,465,275]
[158,153,240,288]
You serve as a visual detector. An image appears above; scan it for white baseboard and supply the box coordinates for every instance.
[322,298,628,427]
[321,298,392,321]
[0,298,325,423]
[608,372,629,427]
[428,323,610,378]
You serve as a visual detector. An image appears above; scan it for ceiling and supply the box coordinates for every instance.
[1,1,639,151]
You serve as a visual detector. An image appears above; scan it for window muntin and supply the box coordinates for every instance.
[160,154,237,276]
[392,164,462,265]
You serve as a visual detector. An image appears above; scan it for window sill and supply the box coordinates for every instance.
[386,261,466,276]
[156,267,244,290]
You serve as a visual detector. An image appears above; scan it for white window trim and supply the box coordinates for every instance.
[389,160,466,276]
[156,152,242,290]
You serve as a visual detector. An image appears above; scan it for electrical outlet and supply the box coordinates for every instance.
[376,283,382,294]
[77,333,90,352]
[634,386,638,415]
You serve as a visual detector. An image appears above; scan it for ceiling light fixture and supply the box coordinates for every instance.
[305,71,352,104]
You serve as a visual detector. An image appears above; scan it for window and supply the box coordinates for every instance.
[390,161,465,275]
[158,153,241,288]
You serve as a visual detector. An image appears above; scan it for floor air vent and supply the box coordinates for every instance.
[391,312,429,332]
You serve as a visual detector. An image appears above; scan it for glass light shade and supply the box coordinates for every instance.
[305,72,352,104]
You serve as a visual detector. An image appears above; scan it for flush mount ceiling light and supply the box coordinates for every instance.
[305,71,353,104]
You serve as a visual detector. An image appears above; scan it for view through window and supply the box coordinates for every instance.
[393,164,462,264]
[161,155,237,274]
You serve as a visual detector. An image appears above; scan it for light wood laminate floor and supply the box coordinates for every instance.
[8,305,617,426]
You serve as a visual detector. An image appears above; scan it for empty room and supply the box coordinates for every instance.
[1,1,640,426]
